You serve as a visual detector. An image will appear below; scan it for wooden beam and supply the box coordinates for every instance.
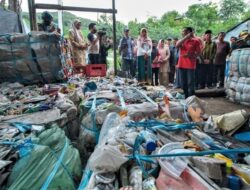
[35,3,117,14]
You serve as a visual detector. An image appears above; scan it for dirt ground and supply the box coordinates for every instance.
[201,97,250,115]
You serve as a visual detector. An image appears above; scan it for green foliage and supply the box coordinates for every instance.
[22,0,250,41]
[185,2,219,34]
[219,0,246,20]
[23,11,94,37]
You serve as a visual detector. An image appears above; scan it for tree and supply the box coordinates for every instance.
[219,0,246,20]
[186,3,219,34]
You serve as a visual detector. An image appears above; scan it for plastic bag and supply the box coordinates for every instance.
[7,126,82,190]
[89,144,128,173]
[214,110,249,135]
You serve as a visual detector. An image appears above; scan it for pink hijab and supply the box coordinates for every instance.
[157,39,169,60]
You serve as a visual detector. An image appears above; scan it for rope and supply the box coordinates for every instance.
[40,139,69,190]
[80,92,99,143]
[127,120,200,131]
[1,137,74,188]
[133,148,250,159]
[77,169,93,190]
[115,87,126,110]
[132,87,158,106]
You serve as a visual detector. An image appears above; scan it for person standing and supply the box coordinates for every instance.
[99,34,112,65]
[38,11,60,34]
[230,36,238,52]
[151,40,160,86]
[176,27,202,98]
[166,38,172,46]
[214,32,230,88]
[136,28,152,84]
[169,37,179,85]
[118,28,134,78]
[158,39,170,87]
[199,30,217,89]
[69,19,88,66]
[87,23,100,64]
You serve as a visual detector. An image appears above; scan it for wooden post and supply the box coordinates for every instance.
[112,0,117,75]
[28,0,37,31]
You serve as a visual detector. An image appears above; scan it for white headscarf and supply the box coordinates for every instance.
[70,19,83,43]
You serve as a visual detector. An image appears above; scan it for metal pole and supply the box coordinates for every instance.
[112,0,117,75]
[58,0,63,34]
[28,0,36,30]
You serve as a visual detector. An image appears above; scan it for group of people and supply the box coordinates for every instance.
[119,26,232,98]
[38,11,112,66]
[69,21,112,66]
[118,28,178,85]
[38,11,234,99]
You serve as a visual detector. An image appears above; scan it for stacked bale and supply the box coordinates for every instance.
[0,32,63,85]
[226,48,250,105]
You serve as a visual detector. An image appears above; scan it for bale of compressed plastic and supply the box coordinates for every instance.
[240,48,250,77]
[29,32,63,83]
[225,76,238,102]
[0,34,31,61]
[7,126,82,190]
[0,33,63,85]
[236,77,246,93]
[238,49,248,77]
[229,50,240,77]
[29,32,61,56]
[0,34,39,84]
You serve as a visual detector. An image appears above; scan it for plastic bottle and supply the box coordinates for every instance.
[98,112,122,145]
[141,130,158,152]
[129,166,142,190]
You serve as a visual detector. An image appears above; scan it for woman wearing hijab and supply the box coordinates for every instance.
[69,19,88,66]
[136,28,152,84]
[158,39,170,87]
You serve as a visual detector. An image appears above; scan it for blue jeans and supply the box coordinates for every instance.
[179,68,195,98]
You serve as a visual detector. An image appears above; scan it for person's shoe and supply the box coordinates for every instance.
[216,82,220,88]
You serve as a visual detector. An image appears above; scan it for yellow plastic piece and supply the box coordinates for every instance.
[213,153,233,167]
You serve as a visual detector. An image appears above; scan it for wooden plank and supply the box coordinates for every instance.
[35,3,117,13]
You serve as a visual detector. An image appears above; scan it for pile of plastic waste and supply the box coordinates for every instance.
[1,77,250,190]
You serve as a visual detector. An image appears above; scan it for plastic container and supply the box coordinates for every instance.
[158,142,193,178]
[86,64,106,77]
[227,175,241,190]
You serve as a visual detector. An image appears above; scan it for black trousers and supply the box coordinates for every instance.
[214,64,226,86]
[88,54,99,64]
[199,64,213,88]
[179,68,195,98]
[169,64,176,84]
[152,68,159,86]
[195,64,202,87]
